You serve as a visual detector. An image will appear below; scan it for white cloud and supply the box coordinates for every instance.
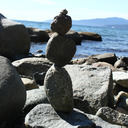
[32,0,57,5]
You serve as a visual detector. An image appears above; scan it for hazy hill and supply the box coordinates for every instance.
[45,17,128,27]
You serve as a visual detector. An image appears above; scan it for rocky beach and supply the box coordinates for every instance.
[0,10,128,128]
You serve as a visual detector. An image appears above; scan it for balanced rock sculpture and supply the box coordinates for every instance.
[44,9,76,112]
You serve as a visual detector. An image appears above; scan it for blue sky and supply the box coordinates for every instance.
[1,0,128,21]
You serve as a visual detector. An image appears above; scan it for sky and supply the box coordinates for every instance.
[1,0,128,21]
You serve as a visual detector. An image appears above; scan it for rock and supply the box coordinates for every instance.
[96,107,128,127]
[115,91,128,112]
[23,87,49,115]
[113,71,128,88]
[114,58,127,70]
[25,104,95,128]
[51,12,72,35]
[93,62,119,71]
[25,104,121,128]
[78,31,102,41]
[12,57,53,77]
[0,56,26,128]
[21,77,39,90]
[0,13,30,60]
[33,72,46,85]
[87,114,122,128]
[90,53,117,65]
[46,33,76,67]
[60,9,68,15]
[44,65,74,112]
[27,27,49,42]
[70,58,87,64]
[66,31,82,45]
[65,64,114,114]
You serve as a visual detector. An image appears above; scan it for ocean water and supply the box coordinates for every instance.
[16,20,128,58]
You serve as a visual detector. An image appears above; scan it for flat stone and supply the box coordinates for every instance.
[113,71,128,88]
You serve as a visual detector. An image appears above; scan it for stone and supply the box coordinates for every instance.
[70,58,88,64]
[12,57,53,77]
[66,30,82,45]
[113,71,128,88]
[114,58,127,70]
[115,91,128,112]
[27,27,49,42]
[92,62,119,71]
[78,31,102,41]
[60,9,68,15]
[33,72,46,85]
[0,13,30,60]
[96,107,128,127]
[21,77,39,90]
[25,104,95,128]
[23,87,49,115]
[44,65,74,112]
[65,64,114,114]
[90,53,117,65]
[25,104,121,128]
[0,56,26,128]
[46,33,76,67]
[51,13,72,35]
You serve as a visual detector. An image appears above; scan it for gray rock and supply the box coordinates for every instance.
[90,53,117,65]
[65,64,114,114]
[60,9,68,15]
[113,71,128,88]
[96,107,128,127]
[25,104,96,128]
[23,87,49,115]
[44,65,74,112]
[114,59,127,70]
[25,104,121,128]
[51,13,72,35]
[46,33,76,67]
[12,57,53,77]
[27,27,49,42]
[0,13,30,60]
[0,56,26,128]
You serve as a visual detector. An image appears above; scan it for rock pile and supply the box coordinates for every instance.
[44,9,76,112]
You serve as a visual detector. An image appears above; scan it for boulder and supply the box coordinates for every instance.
[25,104,121,128]
[65,65,114,114]
[0,13,30,60]
[44,65,74,112]
[113,71,128,88]
[23,88,49,115]
[96,107,128,127]
[21,77,39,90]
[78,31,102,41]
[12,57,53,77]
[51,9,72,35]
[66,31,82,45]
[27,27,49,42]
[46,33,76,67]
[90,53,117,65]
[0,56,26,128]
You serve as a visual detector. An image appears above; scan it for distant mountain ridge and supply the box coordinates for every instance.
[45,17,128,27]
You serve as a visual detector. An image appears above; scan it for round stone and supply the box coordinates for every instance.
[51,14,72,35]
[46,33,76,67]
[44,65,74,112]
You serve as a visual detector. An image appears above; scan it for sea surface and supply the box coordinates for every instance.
[16,20,128,59]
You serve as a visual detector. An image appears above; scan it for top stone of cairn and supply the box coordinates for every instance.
[50,9,72,35]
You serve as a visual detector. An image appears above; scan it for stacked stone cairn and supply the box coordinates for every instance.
[44,9,76,112]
